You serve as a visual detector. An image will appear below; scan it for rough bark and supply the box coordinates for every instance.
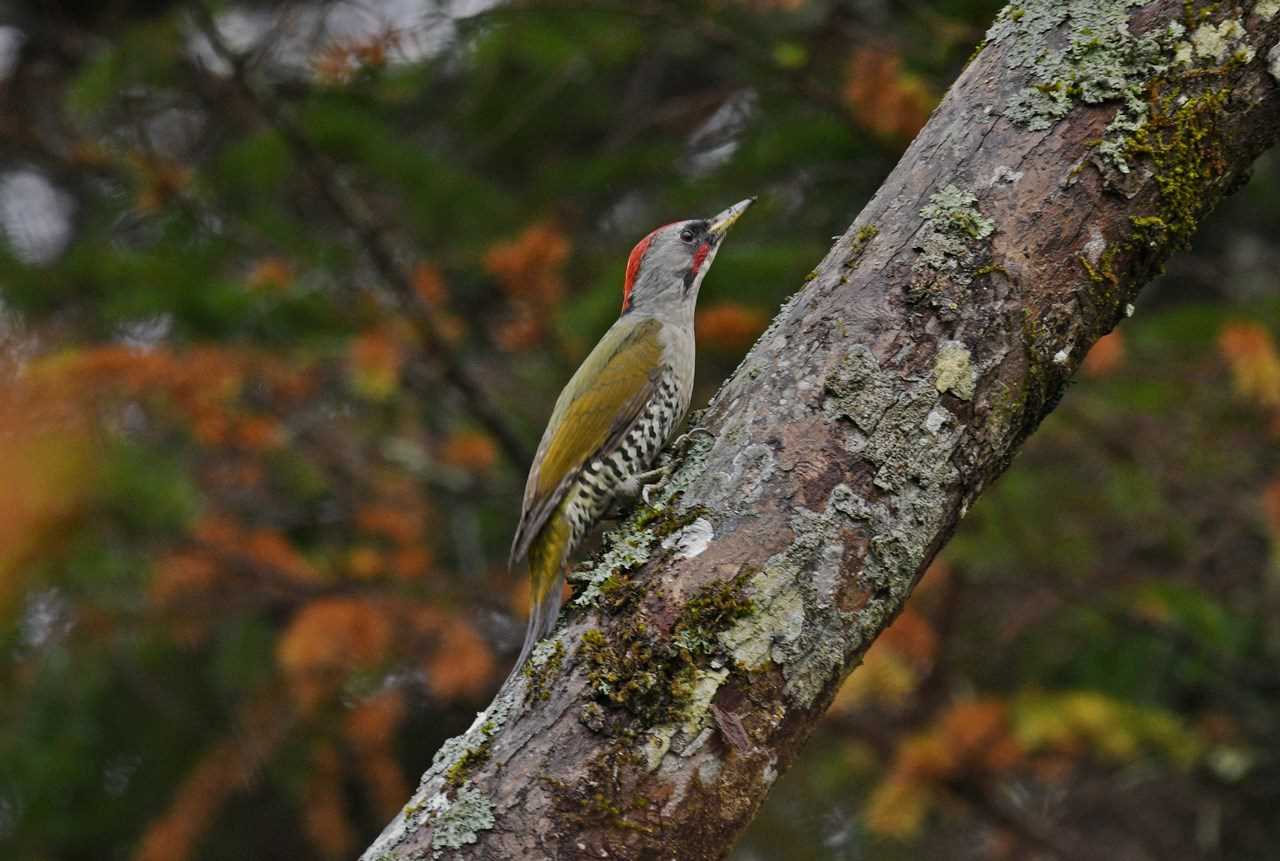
[364,3,1280,859]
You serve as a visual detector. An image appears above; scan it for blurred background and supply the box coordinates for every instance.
[0,1,1278,859]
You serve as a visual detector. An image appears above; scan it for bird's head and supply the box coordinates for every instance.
[620,197,754,320]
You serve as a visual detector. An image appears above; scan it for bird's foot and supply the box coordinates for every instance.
[671,426,715,454]
[614,464,673,507]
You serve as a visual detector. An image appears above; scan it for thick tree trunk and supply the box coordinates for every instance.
[364,3,1280,858]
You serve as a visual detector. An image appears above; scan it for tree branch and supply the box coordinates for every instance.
[364,2,1280,858]
[188,2,531,469]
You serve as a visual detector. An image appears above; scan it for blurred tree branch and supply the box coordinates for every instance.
[189,2,531,469]
[361,2,1280,858]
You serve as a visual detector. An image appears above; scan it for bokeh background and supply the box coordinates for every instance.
[1,1,1278,859]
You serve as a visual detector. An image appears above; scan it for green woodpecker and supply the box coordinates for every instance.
[507,197,754,678]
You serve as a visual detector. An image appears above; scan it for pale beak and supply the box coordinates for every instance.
[707,197,755,242]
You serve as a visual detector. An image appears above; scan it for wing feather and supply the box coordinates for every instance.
[510,317,665,565]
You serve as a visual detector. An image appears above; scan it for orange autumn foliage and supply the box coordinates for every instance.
[1082,330,1126,377]
[277,598,396,709]
[411,261,467,342]
[302,743,357,859]
[695,302,768,352]
[1219,321,1280,410]
[345,690,410,817]
[29,343,313,449]
[311,30,398,84]
[0,361,104,615]
[439,430,499,474]
[357,504,424,546]
[412,261,448,305]
[484,220,571,309]
[866,699,1022,838]
[486,221,572,351]
[843,47,934,142]
[1263,479,1280,533]
[492,310,545,352]
[149,551,222,637]
[879,606,938,664]
[389,545,432,579]
[197,516,320,584]
[129,151,193,212]
[349,328,406,399]
[831,606,936,711]
[246,257,294,292]
[423,617,495,701]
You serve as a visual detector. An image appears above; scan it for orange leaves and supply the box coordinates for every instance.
[275,595,494,710]
[357,505,424,546]
[866,699,1022,838]
[129,151,192,212]
[830,569,945,713]
[348,327,407,400]
[1082,330,1126,377]
[1219,321,1280,412]
[311,29,399,85]
[412,261,467,343]
[196,516,320,584]
[423,616,496,701]
[344,689,410,817]
[486,220,572,351]
[1262,478,1280,534]
[843,47,935,142]
[349,502,433,580]
[439,430,499,474]
[149,551,222,640]
[696,302,768,353]
[277,598,395,710]
[0,371,95,616]
[246,257,294,292]
[485,220,571,307]
[31,343,305,450]
[833,606,936,711]
[302,744,357,859]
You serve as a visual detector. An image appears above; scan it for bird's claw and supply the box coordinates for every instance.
[671,426,715,453]
[640,467,673,505]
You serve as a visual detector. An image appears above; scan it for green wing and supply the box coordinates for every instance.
[510,317,665,565]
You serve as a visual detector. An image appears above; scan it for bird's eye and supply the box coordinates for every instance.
[679,227,696,243]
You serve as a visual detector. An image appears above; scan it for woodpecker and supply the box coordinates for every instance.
[507,197,754,680]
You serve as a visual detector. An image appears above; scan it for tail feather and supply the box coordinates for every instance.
[501,510,571,692]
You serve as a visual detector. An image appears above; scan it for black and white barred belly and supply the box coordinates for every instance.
[562,370,684,548]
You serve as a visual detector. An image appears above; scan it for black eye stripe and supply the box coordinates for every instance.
[679,221,709,243]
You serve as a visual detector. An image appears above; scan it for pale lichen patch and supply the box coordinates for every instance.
[1084,226,1107,265]
[571,528,656,607]
[643,667,729,771]
[934,340,977,400]
[988,0,1161,132]
[719,562,805,673]
[1269,42,1280,82]
[1189,19,1248,63]
[429,788,495,856]
[910,185,997,307]
[919,185,995,246]
[1258,0,1280,22]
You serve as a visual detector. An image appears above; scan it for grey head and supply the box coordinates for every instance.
[620,197,754,325]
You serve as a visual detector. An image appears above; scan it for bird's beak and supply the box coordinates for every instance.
[707,197,755,242]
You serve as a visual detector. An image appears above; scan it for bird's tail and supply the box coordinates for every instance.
[501,511,571,692]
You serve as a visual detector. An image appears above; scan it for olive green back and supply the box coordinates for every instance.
[510,316,665,564]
